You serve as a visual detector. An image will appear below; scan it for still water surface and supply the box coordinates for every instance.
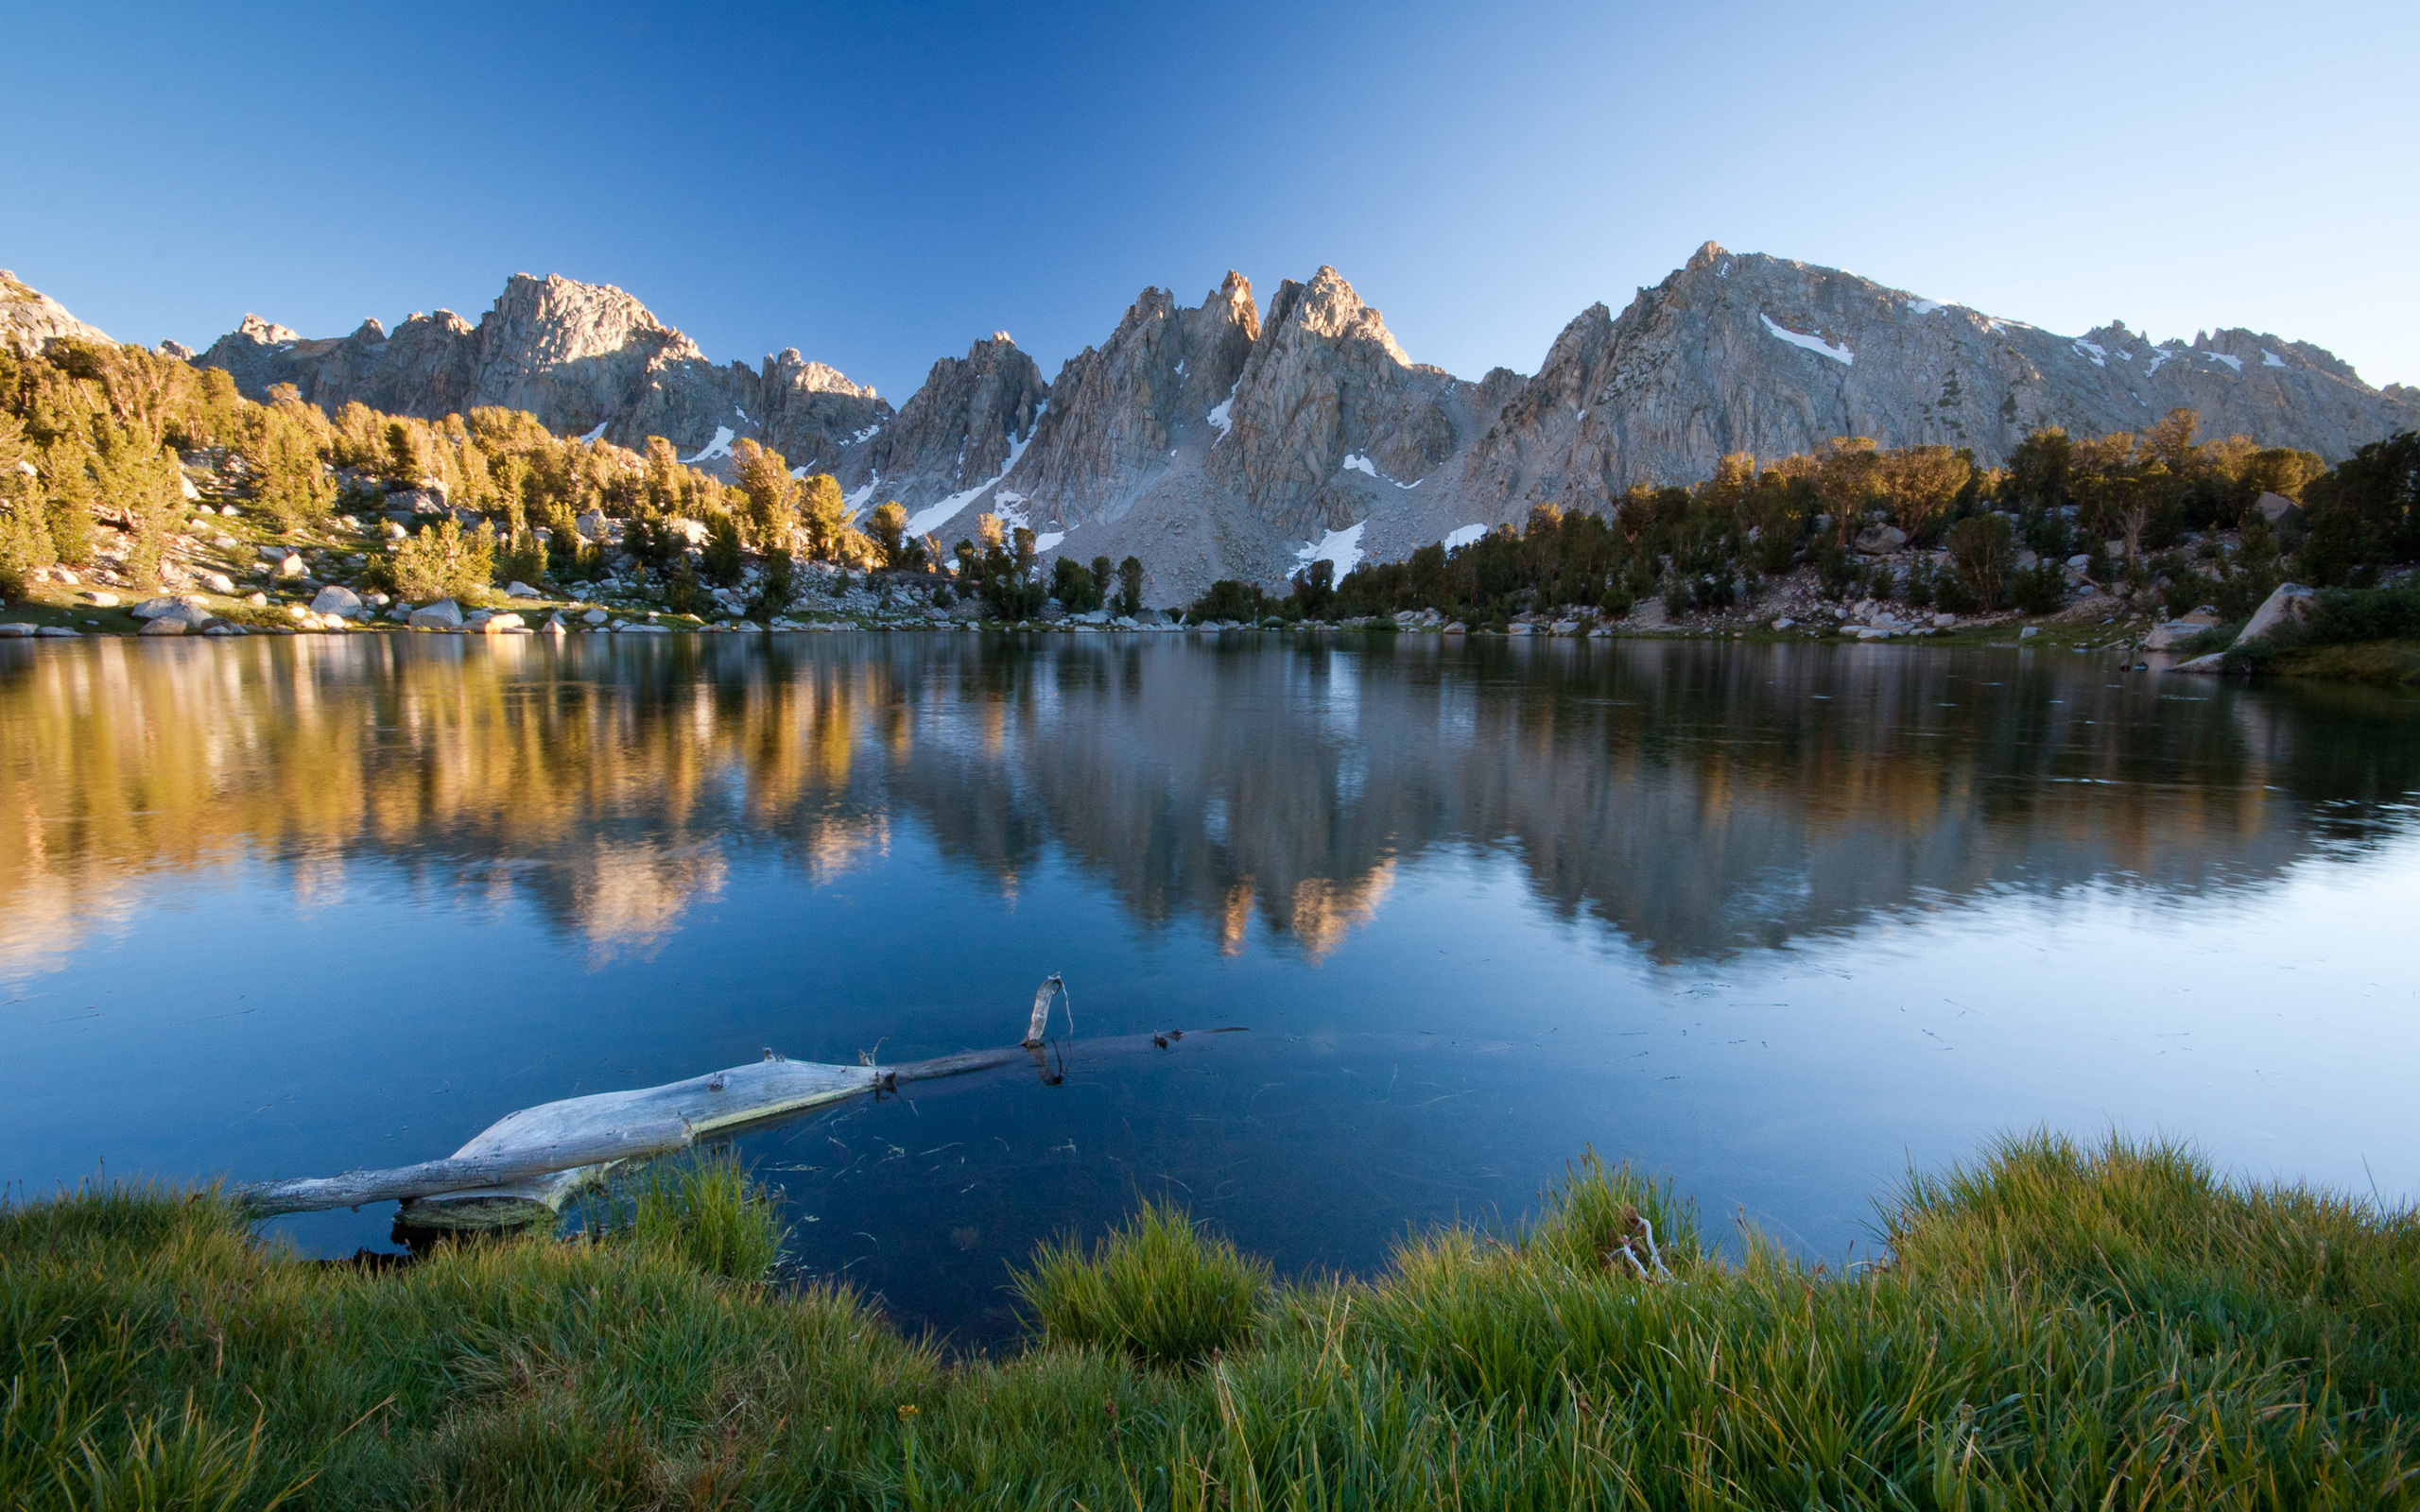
[5,633,2417,1343]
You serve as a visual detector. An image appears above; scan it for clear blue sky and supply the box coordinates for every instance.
[8,1,2413,402]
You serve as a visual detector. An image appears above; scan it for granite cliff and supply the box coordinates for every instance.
[159,246,2420,599]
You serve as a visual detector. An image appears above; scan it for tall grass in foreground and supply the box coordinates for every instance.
[4,1132,2416,1509]
[1014,1196,1270,1368]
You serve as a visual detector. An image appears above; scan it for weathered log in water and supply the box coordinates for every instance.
[227,976,1234,1232]
[231,1120,696,1218]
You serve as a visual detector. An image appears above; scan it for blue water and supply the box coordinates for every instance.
[5,632,2416,1343]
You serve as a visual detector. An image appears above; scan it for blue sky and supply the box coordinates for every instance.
[8,1,2413,402]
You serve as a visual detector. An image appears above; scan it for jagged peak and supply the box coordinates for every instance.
[1687,240,1728,270]
[1266,266,1408,364]
[235,314,301,345]
[766,347,876,400]
[348,318,387,343]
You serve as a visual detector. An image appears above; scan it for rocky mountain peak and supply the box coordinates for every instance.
[235,314,301,346]
[1265,266,1410,366]
[861,335,1046,516]
[766,348,874,399]
[1,270,113,356]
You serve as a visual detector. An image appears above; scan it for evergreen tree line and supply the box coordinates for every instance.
[0,336,955,610]
[1190,415,2417,629]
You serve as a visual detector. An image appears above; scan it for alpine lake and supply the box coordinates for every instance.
[6,629,2416,1349]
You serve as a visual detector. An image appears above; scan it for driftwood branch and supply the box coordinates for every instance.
[232,1120,694,1217]
[231,977,1235,1229]
[1023,973,1065,1047]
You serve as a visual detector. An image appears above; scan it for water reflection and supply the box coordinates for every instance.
[7,634,2413,974]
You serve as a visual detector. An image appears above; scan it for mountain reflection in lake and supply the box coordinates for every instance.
[6,633,2417,1344]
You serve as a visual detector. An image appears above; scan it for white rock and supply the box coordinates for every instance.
[201,573,237,595]
[477,612,526,634]
[204,624,240,637]
[2019,626,2039,639]
[273,555,307,579]
[138,617,188,636]
[37,626,81,638]
[1772,616,1794,630]
[2233,582,2317,646]
[245,592,268,608]
[506,581,541,598]
[310,585,364,618]
[85,591,120,608]
[582,608,608,625]
[0,623,32,637]
[1932,612,1957,627]
[407,599,464,630]
[212,535,239,551]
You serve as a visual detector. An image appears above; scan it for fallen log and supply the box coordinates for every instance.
[231,1121,694,1218]
[228,977,1217,1231]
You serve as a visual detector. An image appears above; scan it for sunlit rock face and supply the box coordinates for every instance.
[176,243,2419,600]
[1453,241,2420,528]
[194,273,890,479]
[1,268,114,356]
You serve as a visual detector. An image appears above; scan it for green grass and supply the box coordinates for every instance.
[1013,1196,1269,1368]
[4,1134,2416,1509]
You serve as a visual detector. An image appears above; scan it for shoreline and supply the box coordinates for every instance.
[6,1131,2413,1507]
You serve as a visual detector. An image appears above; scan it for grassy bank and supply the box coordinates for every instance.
[6,1136,2416,1509]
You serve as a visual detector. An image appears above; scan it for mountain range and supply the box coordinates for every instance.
[12,247,2415,598]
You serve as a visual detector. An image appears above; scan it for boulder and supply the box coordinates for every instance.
[477,612,526,634]
[138,617,188,636]
[36,626,80,638]
[200,572,237,595]
[309,585,363,618]
[543,612,568,634]
[407,599,464,630]
[2233,582,2317,647]
[2255,491,2299,524]
[85,591,120,608]
[0,623,32,637]
[581,608,609,625]
[1855,524,1909,554]
[130,597,182,620]
[505,581,541,598]
[203,624,240,637]
[272,555,307,580]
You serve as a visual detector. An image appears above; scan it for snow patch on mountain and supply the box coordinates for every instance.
[1759,314,1853,366]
